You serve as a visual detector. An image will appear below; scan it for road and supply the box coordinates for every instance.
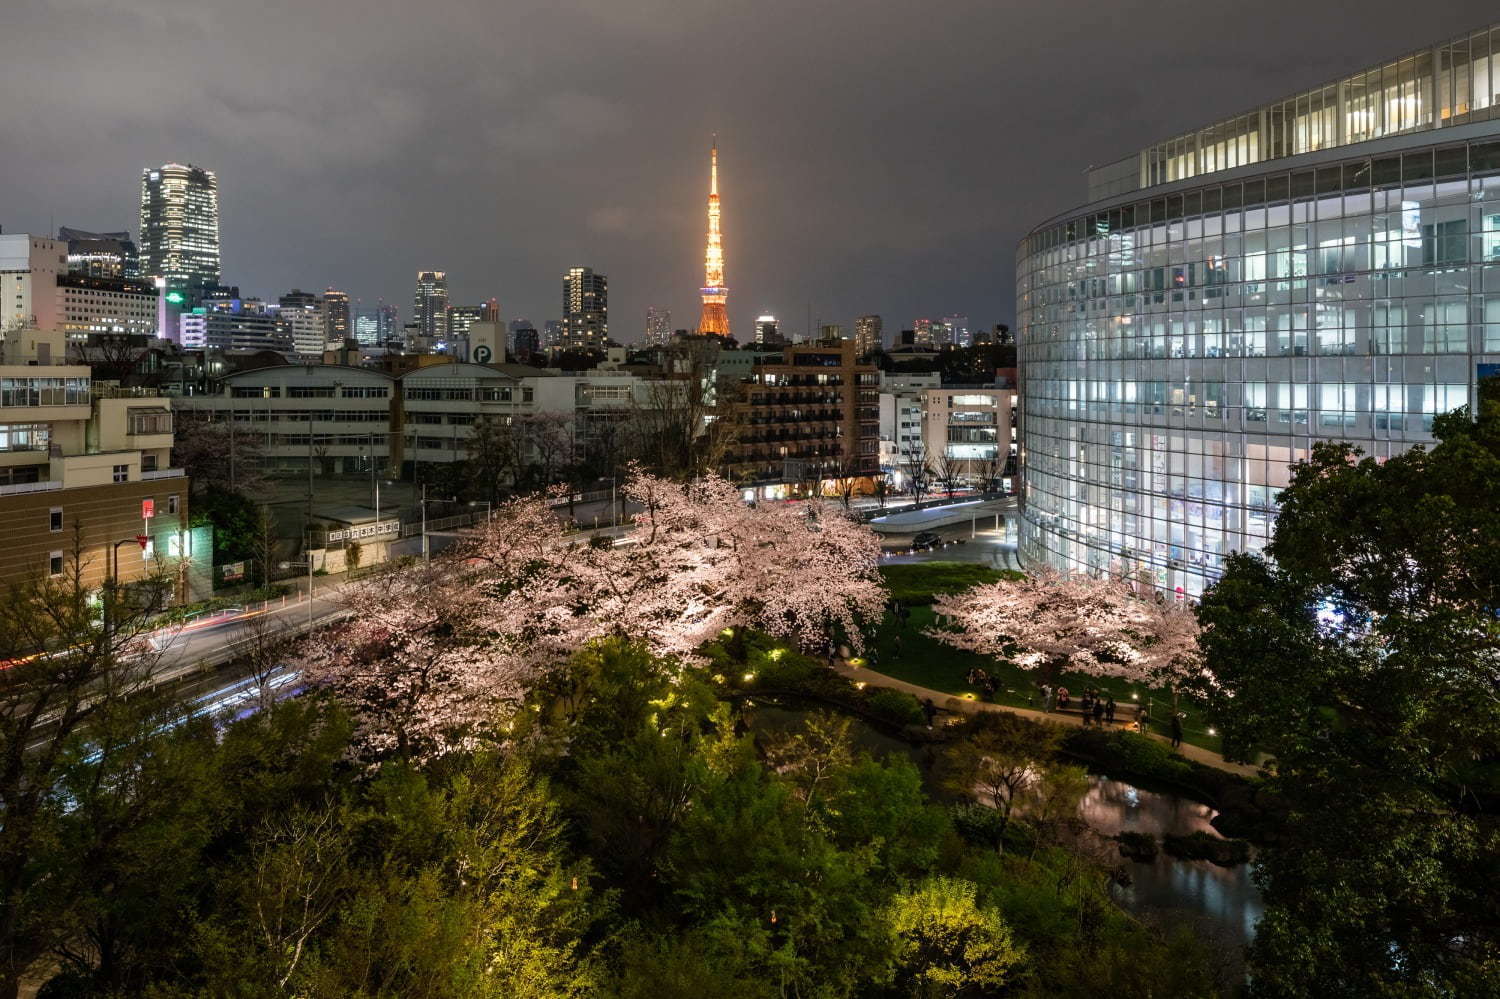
[151,519,639,712]
[877,517,1023,571]
[151,501,1019,716]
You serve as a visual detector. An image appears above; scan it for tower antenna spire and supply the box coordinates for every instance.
[696,135,730,337]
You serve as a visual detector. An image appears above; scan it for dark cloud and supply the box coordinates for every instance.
[4,0,1496,339]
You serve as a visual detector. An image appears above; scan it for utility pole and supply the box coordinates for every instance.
[421,482,428,563]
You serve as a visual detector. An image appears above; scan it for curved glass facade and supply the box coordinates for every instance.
[1019,131,1500,597]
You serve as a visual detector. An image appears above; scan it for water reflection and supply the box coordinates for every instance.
[1082,776,1264,952]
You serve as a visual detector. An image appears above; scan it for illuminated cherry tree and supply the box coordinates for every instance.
[308,470,887,759]
[617,470,888,655]
[301,561,527,763]
[928,567,1199,686]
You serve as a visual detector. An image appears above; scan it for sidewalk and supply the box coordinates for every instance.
[835,661,1262,779]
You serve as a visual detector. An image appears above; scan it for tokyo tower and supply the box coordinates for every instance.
[696,136,730,337]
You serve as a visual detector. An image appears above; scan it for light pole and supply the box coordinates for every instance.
[106,537,141,646]
[468,499,492,527]
[280,535,316,629]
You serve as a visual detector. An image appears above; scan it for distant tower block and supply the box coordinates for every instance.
[697,137,730,337]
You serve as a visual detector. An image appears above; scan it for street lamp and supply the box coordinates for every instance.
[105,536,145,645]
[468,499,492,526]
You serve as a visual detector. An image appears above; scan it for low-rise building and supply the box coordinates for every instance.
[176,358,659,482]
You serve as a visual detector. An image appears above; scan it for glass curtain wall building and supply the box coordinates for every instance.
[1018,21,1500,598]
[139,164,221,301]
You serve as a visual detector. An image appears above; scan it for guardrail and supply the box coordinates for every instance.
[0,480,63,496]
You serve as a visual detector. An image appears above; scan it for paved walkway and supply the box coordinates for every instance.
[835,662,1262,779]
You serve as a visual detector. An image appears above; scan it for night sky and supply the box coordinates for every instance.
[3,0,1496,342]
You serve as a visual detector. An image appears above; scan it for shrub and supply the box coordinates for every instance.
[1063,727,1194,785]
[864,688,927,727]
[1162,831,1251,866]
[950,802,1005,849]
[1114,831,1159,862]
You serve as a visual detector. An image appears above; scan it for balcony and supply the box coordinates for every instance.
[0,480,62,497]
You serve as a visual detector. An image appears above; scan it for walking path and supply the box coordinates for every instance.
[834,661,1263,779]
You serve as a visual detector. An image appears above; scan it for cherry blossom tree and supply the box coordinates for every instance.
[307,470,888,759]
[300,561,525,763]
[616,470,888,656]
[927,567,1199,688]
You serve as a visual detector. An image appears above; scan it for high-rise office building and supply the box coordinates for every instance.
[277,289,326,355]
[447,304,484,339]
[139,163,220,302]
[562,267,607,350]
[819,323,847,342]
[510,319,539,360]
[940,315,971,348]
[855,314,883,356]
[1019,18,1500,599]
[58,227,139,280]
[412,271,449,340]
[754,315,783,346]
[696,138,730,337]
[323,288,351,342]
[645,306,672,346]
[912,318,937,346]
[354,302,398,345]
[482,297,501,322]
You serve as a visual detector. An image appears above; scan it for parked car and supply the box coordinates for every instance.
[911,531,943,551]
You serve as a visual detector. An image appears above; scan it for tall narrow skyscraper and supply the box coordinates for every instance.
[696,138,730,337]
[139,163,220,301]
[645,306,671,346]
[855,314,883,357]
[412,271,449,339]
[562,267,608,350]
[324,288,351,342]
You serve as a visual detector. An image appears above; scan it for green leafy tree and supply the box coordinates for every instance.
[885,877,1024,996]
[938,713,1062,846]
[1194,384,1500,996]
[0,533,179,999]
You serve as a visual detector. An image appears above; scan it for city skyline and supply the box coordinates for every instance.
[6,1,1495,344]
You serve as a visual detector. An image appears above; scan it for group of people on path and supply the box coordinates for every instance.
[1036,683,1119,727]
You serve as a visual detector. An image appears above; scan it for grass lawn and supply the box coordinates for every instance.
[867,562,1227,756]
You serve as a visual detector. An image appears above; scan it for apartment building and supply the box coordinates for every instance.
[0,329,197,597]
[720,339,881,498]
[878,372,940,474]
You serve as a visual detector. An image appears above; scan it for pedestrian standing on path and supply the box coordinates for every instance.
[922,698,938,729]
[1093,698,1106,726]
[1170,712,1184,749]
[1105,696,1116,725]
[1039,683,1051,713]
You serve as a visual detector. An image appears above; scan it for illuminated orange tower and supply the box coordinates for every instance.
[697,136,730,337]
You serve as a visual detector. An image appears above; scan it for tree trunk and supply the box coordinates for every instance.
[730,626,750,663]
